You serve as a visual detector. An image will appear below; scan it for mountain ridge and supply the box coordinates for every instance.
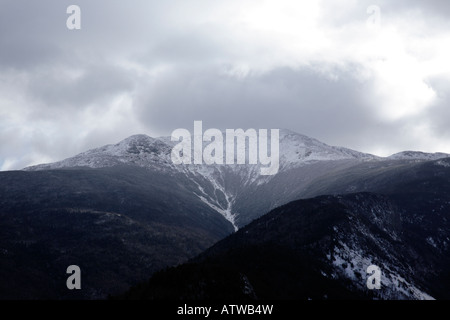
[24,130,382,230]
[24,130,450,173]
[22,130,450,230]
[119,191,450,300]
[24,130,380,171]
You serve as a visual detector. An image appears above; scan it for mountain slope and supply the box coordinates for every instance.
[118,191,449,300]
[388,151,450,161]
[0,165,234,299]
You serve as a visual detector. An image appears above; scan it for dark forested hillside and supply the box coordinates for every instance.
[119,190,450,300]
[0,166,234,299]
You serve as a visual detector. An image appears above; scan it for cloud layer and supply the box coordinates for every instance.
[1,0,450,170]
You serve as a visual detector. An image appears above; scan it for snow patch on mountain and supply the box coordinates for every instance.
[330,241,434,300]
[278,130,378,171]
[380,264,434,300]
[190,172,238,231]
[388,151,450,161]
[25,134,176,171]
[435,158,450,168]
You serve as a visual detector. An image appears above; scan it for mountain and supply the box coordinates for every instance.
[24,130,379,229]
[25,134,175,172]
[25,130,378,172]
[25,131,450,229]
[2,129,449,299]
[0,166,234,299]
[119,182,450,300]
[388,151,450,161]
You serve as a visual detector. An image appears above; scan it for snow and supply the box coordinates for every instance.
[388,151,450,161]
[331,241,434,300]
[277,129,379,172]
[197,194,237,231]
[23,130,381,175]
[240,274,255,296]
[191,176,238,231]
[25,131,449,175]
[435,159,450,168]
[332,242,373,282]
[380,264,435,300]
[426,237,437,248]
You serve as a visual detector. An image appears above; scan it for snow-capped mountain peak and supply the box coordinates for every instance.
[25,134,174,171]
[25,130,379,172]
[23,131,449,231]
[24,130,381,230]
[388,150,450,161]
[278,129,378,170]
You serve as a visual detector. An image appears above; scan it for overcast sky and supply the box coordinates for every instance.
[1,0,450,170]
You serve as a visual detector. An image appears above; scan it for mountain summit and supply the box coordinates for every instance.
[25,130,378,172]
[24,130,449,229]
[24,130,380,229]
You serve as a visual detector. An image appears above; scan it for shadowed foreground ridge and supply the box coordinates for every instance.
[119,191,450,300]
